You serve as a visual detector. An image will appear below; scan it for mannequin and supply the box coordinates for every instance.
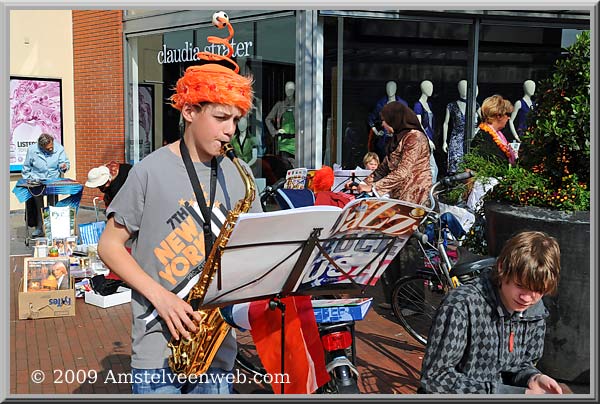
[232,116,257,166]
[414,80,438,182]
[367,80,408,160]
[414,80,435,141]
[442,80,480,175]
[266,81,295,160]
[509,80,536,142]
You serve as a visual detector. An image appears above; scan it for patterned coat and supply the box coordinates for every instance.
[420,269,547,394]
[366,129,432,206]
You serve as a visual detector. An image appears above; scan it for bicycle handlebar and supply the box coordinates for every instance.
[412,228,429,244]
[427,171,474,212]
[441,171,474,186]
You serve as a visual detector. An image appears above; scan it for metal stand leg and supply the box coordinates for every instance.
[24,208,30,247]
[269,298,286,394]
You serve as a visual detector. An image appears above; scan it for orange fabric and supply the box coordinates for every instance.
[169,16,253,115]
[248,296,330,394]
[310,166,334,193]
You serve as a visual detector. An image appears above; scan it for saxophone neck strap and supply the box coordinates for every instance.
[179,137,218,254]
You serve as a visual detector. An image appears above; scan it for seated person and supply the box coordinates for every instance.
[362,151,380,171]
[85,162,132,207]
[22,133,70,237]
[420,231,563,394]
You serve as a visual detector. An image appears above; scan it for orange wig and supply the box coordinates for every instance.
[170,14,253,115]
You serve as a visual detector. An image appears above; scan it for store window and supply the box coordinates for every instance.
[323,15,589,176]
[323,17,471,175]
[126,13,296,188]
[476,24,590,146]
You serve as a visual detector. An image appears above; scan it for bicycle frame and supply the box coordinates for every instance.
[413,180,462,289]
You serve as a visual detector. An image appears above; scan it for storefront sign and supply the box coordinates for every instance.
[157,40,253,64]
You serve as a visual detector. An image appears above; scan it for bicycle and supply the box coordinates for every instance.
[391,172,496,346]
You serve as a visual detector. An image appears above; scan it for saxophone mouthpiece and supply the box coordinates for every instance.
[222,142,236,161]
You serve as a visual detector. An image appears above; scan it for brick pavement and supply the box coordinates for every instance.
[9,252,425,395]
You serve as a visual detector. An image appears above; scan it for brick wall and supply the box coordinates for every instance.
[72,10,124,208]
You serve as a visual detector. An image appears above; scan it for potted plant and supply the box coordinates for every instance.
[461,30,590,384]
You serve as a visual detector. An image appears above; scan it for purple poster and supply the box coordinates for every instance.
[10,77,63,172]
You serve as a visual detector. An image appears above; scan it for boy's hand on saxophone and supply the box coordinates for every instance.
[150,286,202,341]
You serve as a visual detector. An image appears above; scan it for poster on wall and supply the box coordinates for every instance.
[9,77,63,173]
[129,84,154,163]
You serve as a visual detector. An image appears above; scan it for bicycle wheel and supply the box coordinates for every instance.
[235,330,273,393]
[391,273,448,346]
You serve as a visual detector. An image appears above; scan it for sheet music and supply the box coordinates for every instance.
[331,169,372,192]
[202,206,341,306]
[201,198,429,307]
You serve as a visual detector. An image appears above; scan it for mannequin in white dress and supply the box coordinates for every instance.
[509,80,536,142]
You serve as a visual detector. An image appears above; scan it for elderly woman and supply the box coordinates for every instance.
[356,101,433,205]
[471,95,517,165]
[22,133,71,237]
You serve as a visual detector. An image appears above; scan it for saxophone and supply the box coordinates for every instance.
[167,143,256,376]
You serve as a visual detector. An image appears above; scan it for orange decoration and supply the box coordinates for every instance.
[169,14,254,115]
[478,123,514,163]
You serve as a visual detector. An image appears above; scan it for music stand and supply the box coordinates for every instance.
[203,226,399,394]
[331,169,372,192]
[195,198,427,392]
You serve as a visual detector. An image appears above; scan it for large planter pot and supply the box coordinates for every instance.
[484,201,590,384]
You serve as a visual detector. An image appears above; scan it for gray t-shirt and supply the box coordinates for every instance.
[107,145,263,370]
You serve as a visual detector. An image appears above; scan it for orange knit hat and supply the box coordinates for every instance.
[170,12,254,115]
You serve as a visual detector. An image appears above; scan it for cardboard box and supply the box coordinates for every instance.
[85,286,131,308]
[18,277,76,320]
[312,297,373,323]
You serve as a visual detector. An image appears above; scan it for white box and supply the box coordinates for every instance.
[85,286,131,308]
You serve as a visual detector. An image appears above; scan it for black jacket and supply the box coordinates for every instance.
[420,269,547,393]
[470,129,509,164]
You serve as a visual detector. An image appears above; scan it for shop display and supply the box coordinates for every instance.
[414,80,435,141]
[509,80,536,142]
[367,80,409,160]
[442,80,480,175]
[266,81,296,157]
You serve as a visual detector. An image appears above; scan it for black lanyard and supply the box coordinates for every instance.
[179,138,218,255]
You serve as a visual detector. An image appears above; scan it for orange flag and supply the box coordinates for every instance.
[248,295,330,394]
